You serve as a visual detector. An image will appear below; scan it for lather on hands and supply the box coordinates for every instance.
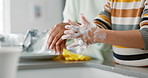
[62,14,105,44]
[48,13,106,54]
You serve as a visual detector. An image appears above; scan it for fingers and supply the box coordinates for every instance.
[55,45,61,54]
[50,32,63,49]
[62,28,82,39]
[63,25,82,40]
[60,40,66,53]
[48,27,58,49]
[66,39,81,51]
[62,35,75,39]
[64,30,77,35]
[55,40,66,54]
[48,23,67,49]
[63,40,66,49]
[67,42,79,50]
[55,38,64,53]
[62,32,81,39]
[63,28,82,39]
[65,25,79,31]
[47,22,70,54]
[53,46,56,54]
[80,13,90,25]
[62,19,84,40]
[56,38,64,47]
[51,37,66,54]
[68,19,80,26]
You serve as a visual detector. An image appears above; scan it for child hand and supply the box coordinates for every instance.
[66,39,87,54]
[62,13,105,44]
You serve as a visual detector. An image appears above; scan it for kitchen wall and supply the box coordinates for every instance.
[11,0,65,33]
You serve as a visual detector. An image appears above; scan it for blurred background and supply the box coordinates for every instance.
[1,0,65,33]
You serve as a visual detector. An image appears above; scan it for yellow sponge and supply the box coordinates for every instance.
[53,49,91,61]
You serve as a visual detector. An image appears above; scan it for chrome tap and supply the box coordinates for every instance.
[22,29,49,53]
[22,29,39,52]
[0,35,4,42]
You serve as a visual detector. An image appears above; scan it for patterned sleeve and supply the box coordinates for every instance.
[94,0,112,30]
[140,0,148,50]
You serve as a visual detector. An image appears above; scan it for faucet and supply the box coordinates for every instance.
[22,29,39,52]
[0,35,4,42]
[22,29,49,53]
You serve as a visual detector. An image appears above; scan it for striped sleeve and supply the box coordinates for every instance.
[140,0,148,50]
[94,0,112,30]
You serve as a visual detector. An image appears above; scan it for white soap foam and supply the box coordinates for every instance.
[94,29,107,42]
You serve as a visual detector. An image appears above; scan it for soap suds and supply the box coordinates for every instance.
[94,29,106,42]
[62,13,107,53]
[99,32,106,40]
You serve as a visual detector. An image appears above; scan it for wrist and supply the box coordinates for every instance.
[96,29,114,44]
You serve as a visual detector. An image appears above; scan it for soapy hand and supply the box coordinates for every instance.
[66,38,88,54]
[62,13,105,44]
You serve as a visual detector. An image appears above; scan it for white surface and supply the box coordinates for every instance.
[20,52,57,60]
[3,0,11,33]
[10,0,65,33]
[17,67,136,78]
[0,0,3,33]
[0,47,21,78]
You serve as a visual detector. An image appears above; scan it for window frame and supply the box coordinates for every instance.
[3,0,11,33]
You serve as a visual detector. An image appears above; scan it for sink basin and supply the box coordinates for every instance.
[17,67,135,78]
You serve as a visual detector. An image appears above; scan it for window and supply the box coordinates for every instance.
[3,0,11,33]
[0,0,3,33]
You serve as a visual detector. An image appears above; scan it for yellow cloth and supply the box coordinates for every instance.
[53,49,91,61]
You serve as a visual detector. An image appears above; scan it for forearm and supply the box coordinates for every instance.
[99,29,144,49]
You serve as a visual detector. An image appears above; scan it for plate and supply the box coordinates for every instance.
[20,52,58,60]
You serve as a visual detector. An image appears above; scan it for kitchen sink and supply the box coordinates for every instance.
[17,67,135,78]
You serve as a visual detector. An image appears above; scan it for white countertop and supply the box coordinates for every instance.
[18,59,148,78]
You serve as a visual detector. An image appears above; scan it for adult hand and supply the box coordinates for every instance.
[48,22,69,54]
[62,14,105,44]
[52,39,66,54]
